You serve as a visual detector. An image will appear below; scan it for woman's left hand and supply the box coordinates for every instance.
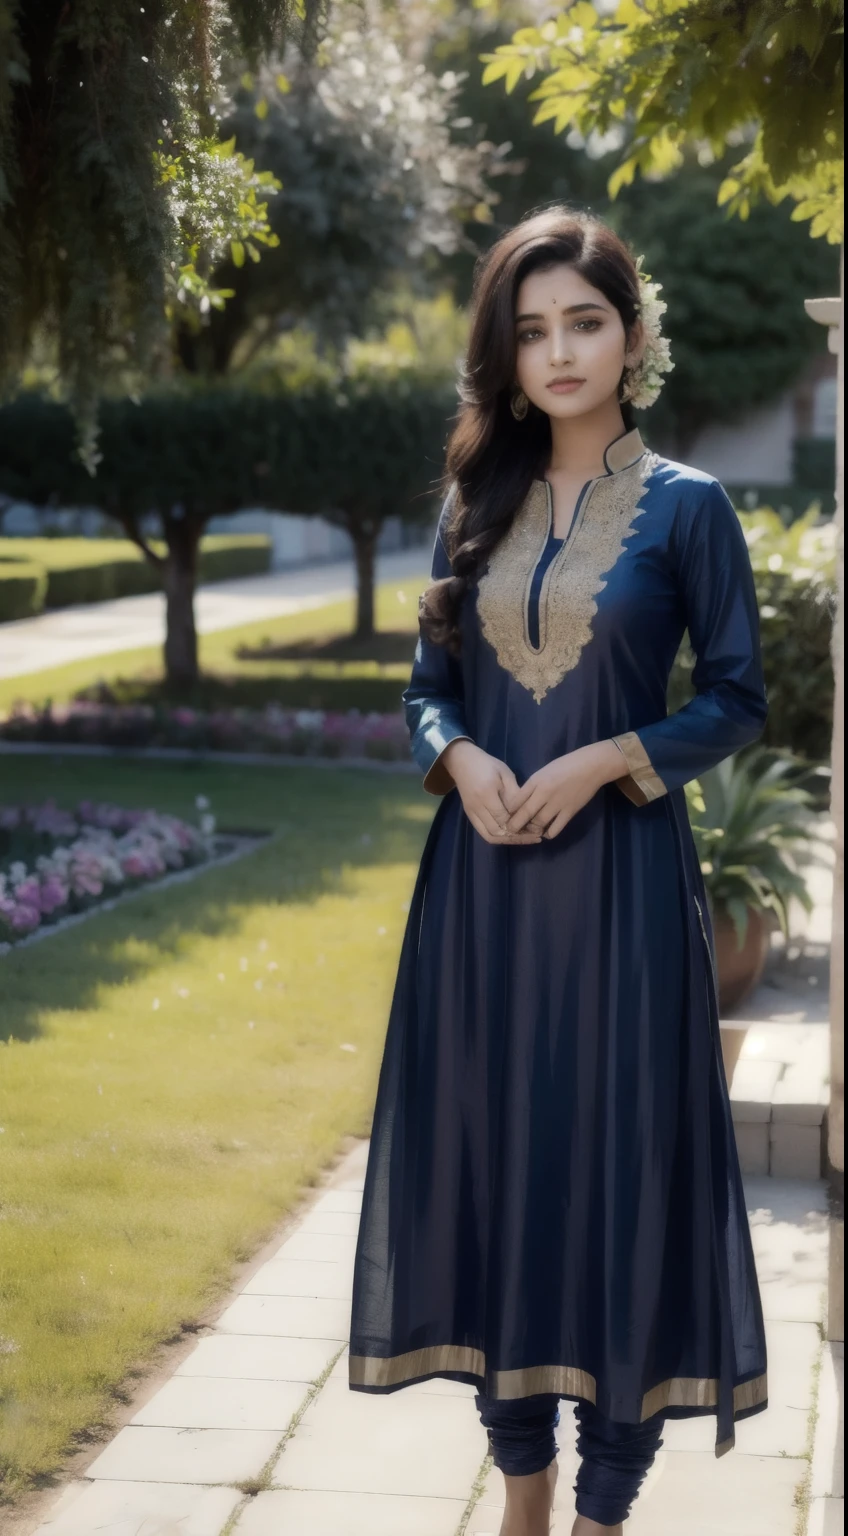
[500,741,626,840]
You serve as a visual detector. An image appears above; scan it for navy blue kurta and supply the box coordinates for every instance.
[348,426,769,1457]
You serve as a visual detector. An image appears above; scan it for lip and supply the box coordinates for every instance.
[547,378,585,393]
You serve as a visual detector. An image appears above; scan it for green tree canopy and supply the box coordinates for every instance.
[0,0,326,450]
[481,0,843,242]
[176,3,507,373]
[614,159,839,450]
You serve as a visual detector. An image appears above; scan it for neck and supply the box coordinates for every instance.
[547,398,628,476]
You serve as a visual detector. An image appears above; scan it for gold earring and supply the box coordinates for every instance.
[510,387,529,421]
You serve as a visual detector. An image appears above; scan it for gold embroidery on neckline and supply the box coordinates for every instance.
[475,452,659,704]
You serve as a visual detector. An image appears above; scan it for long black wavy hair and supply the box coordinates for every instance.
[420,206,643,655]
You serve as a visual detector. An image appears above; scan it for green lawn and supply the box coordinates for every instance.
[0,755,432,1503]
[0,570,429,718]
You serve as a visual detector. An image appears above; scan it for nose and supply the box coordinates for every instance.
[548,319,575,367]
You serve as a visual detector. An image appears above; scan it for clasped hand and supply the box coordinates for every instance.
[443,740,612,845]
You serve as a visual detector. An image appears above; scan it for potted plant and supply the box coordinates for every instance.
[685,749,820,1086]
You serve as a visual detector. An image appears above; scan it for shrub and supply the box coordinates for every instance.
[195,536,272,584]
[0,559,48,621]
[0,536,271,614]
[669,504,836,762]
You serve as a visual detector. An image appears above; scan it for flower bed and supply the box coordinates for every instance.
[0,701,412,761]
[0,798,215,943]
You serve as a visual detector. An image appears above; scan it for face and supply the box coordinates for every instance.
[513,262,644,420]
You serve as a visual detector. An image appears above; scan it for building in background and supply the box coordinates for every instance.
[687,352,838,510]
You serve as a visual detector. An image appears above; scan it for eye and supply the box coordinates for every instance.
[517,327,543,343]
[575,318,602,331]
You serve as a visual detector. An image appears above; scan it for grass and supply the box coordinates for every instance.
[0,754,433,1505]
[0,538,154,571]
[0,535,270,576]
[0,568,429,717]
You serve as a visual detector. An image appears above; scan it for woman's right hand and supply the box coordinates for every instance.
[441,740,543,845]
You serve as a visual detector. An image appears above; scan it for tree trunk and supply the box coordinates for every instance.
[353,522,379,640]
[163,529,200,688]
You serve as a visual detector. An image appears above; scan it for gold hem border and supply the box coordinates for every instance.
[348,1347,767,1425]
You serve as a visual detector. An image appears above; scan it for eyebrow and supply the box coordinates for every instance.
[515,302,608,322]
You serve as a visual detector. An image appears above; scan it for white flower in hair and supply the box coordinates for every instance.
[622,255,674,410]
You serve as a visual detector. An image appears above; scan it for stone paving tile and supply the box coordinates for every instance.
[760,1277,828,1324]
[214,1292,349,1338]
[293,1208,361,1237]
[84,1425,281,1485]
[130,1374,306,1430]
[271,1377,484,1499]
[175,1332,341,1382]
[272,1229,357,1264]
[232,1488,467,1535]
[746,1178,829,1323]
[306,1188,362,1215]
[242,1256,354,1299]
[33,1479,242,1536]
[810,1497,844,1536]
[623,1451,808,1535]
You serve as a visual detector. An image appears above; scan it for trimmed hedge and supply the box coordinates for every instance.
[0,535,271,620]
[196,537,272,585]
[0,384,454,531]
[0,560,49,622]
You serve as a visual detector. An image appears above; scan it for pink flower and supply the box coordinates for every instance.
[121,852,151,878]
[38,875,69,915]
[13,876,41,907]
[9,903,41,934]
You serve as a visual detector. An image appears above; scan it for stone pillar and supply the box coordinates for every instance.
[806,262,844,1344]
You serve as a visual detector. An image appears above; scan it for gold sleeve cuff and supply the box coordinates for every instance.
[422,736,474,796]
[610,732,668,807]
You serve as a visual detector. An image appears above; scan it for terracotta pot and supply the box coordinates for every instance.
[713,904,770,1014]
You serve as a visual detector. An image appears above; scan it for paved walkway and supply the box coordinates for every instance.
[0,549,430,681]
[24,1130,832,1536]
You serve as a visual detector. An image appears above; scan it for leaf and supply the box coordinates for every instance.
[230,240,245,268]
[568,2,600,34]
[276,73,291,94]
[607,156,639,198]
[481,55,528,93]
[254,97,269,121]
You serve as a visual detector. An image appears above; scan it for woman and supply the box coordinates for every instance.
[348,206,769,1536]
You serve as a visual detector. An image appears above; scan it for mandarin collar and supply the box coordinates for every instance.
[602,426,646,474]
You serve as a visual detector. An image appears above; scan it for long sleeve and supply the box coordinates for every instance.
[612,479,768,807]
[402,489,474,796]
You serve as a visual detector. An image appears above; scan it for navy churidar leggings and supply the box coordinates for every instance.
[474,1391,665,1526]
